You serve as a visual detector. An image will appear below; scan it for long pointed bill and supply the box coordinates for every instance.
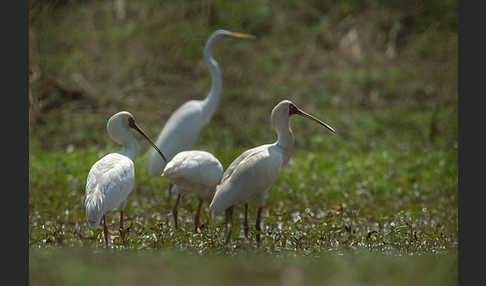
[296,108,336,134]
[132,123,168,162]
[226,32,256,40]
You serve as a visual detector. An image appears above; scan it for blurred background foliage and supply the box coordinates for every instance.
[28,2,458,281]
[29,0,457,154]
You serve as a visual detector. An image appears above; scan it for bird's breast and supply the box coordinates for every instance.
[214,147,283,205]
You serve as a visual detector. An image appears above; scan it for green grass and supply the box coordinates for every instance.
[29,134,457,255]
[29,0,457,284]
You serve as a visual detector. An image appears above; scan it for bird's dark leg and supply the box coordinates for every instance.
[194,198,203,233]
[224,208,229,226]
[203,208,211,228]
[224,206,234,227]
[172,193,181,229]
[224,206,234,244]
[256,207,262,247]
[119,210,125,245]
[103,215,108,247]
[228,206,233,228]
[204,205,213,228]
[167,184,174,203]
[244,203,249,239]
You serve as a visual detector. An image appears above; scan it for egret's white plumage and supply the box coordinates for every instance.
[161,150,223,231]
[85,111,167,246]
[209,100,335,244]
[147,30,255,178]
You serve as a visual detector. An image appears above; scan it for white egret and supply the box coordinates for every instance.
[209,100,335,245]
[85,111,167,246]
[161,150,223,232]
[147,30,255,189]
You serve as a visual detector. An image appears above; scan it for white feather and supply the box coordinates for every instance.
[84,111,165,230]
[209,100,335,216]
[162,150,223,200]
[147,30,254,177]
[148,101,206,176]
[209,144,282,215]
[85,152,134,227]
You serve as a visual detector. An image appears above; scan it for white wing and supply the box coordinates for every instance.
[219,145,265,185]
[210,144,283,214]
[148,100,206,176]
[86,153,135,214]
[162,150,223,189]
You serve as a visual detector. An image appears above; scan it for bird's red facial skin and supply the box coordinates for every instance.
[128,117,136,128]
[289,103,300,116]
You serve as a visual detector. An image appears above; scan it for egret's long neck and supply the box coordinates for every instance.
[274,117,294,166]
[119,130,139,161]
[201,36,222,124]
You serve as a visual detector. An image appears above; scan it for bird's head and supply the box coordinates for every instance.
[204,30,255,61]
[271,100,336,133]
[210,29,256,42]
[107,111,135,144]
[107,111,168,162]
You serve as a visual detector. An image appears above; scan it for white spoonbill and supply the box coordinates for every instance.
[161,150,223,232]
[209,100,335,245]
[147,30,255,182]
[85,111,167,246]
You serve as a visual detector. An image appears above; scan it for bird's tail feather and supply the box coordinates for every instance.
[85,185,103,228]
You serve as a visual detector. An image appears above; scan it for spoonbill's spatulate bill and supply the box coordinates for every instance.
[209,100,335,245]
[147,30,255,185]
[161,150,223,232]
[85,111,167,246]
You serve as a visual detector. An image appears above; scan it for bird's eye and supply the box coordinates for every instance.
[128,117,136,128]
[289,104,299,115]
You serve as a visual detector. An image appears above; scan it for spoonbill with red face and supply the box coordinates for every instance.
[85,111,167,246]
[209,100,335,245]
